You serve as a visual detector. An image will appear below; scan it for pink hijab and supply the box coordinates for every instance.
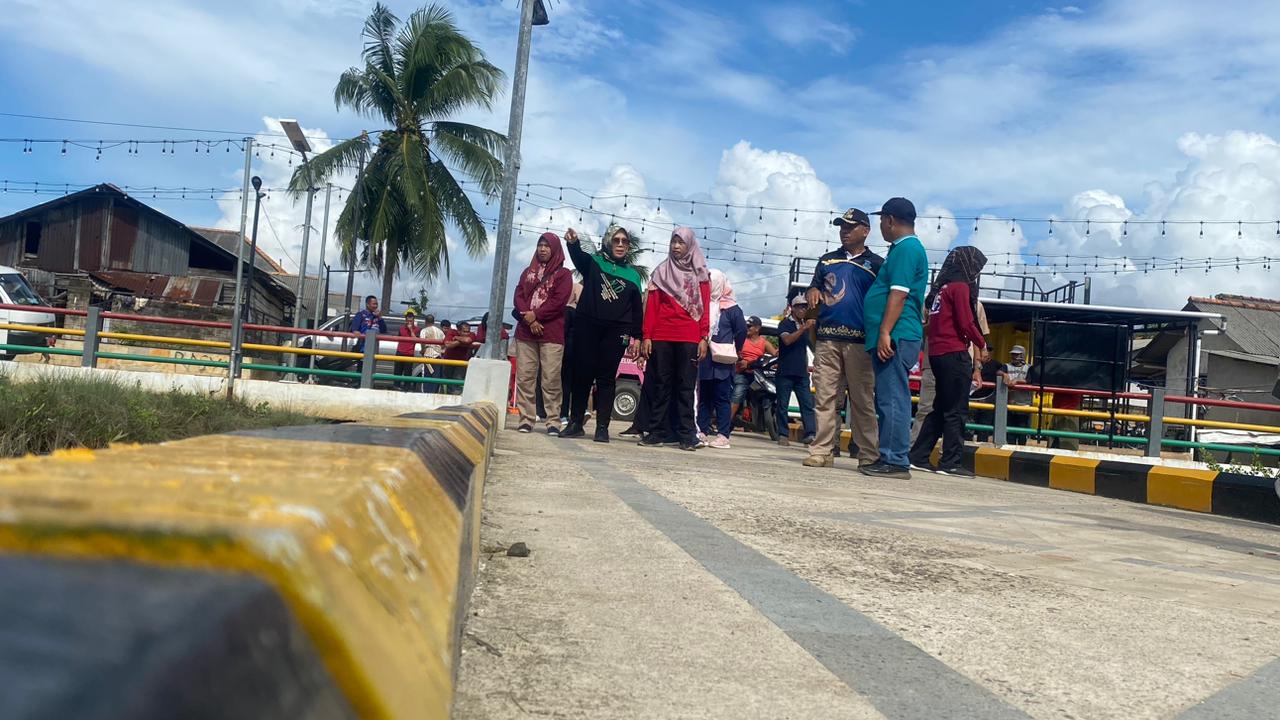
[649,227,710,321]
[707,268,737,334]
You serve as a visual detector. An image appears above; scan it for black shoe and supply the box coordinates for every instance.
[679,441,699,451]
[801,434,816,445]
[547,426,561,437]
[860,462,911,480]
[617,426,642,439]
[639,434,666,447]
[560,422,585,439]
[517,424,532,434]
[593,428,610,443]
[936,465,975,478]
[909,461,935,473]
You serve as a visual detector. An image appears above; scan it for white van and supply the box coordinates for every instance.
[0,266,56,360]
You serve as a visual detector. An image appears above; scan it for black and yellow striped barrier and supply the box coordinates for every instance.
[960,446,1279,524]
[0,403,498,720]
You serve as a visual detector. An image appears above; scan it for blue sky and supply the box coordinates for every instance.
[3,0,1280,316]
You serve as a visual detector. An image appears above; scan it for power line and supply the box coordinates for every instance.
[0,111,354,143]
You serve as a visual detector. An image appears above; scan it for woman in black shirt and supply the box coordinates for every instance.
[561,226,645,442]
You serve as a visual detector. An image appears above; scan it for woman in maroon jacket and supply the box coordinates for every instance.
[639,227,711,451]
[512,232,573,434]
[909,246,988,475]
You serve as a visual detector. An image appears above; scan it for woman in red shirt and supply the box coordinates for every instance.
[639,227,711,451]
[908,246,988,475]
[511,232,573,435]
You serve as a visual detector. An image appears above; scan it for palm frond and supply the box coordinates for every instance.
[361,3,399,80]
[286,132,371,193]
[419,60,505,118]
[431,121,504,197]
[427,157,488,259]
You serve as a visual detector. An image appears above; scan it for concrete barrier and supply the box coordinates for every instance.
[958,445,1280,524]
[0,404,499,720]
[0,360,457,421]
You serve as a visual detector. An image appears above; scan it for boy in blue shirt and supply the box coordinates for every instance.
[802,208,883,469]
[861,198,930,479]
[776,294,818,446]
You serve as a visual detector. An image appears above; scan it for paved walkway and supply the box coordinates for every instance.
[455,426,1280,719]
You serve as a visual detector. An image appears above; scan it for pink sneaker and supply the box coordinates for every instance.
[708,435,731,449]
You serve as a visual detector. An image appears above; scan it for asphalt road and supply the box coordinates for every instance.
[455,425,1280,719]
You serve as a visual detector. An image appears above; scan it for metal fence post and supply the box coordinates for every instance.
[994,375,1009,446]
[1146,387,1166,458]
[81,306,102,369]
[360,329,377,389]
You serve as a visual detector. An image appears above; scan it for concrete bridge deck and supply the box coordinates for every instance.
[458,427,1280,719]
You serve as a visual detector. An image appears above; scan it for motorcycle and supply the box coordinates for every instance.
[735,355,781,441]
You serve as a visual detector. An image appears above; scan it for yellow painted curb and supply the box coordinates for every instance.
[1147,466,1217,513]
[973,447,1014,480]
[0,406,498,720]
[1049,456,1100,495]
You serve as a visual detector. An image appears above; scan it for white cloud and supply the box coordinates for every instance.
[1024,131,1280,308]
[759,5,857,55]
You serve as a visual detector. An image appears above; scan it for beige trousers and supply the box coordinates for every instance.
[515,340,564,428]
[811,340,879,463]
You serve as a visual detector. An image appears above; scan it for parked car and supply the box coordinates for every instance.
[0,266,56,361]
[290,313,459,388]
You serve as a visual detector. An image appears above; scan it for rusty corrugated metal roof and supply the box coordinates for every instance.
[88,271,225,306]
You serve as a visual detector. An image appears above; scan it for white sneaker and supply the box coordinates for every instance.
[708,435,731,449]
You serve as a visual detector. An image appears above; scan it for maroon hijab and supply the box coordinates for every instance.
[521,232,566,309]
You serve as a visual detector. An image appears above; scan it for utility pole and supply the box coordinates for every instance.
[312,183,333,331]
[293,184,314,329]
[344,142,367,319]
[484,0,546,359]
[228,137,254,388]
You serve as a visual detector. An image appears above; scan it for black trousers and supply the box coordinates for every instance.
[393,356,415,392]
[569,319,628,429]
[629,359,657,432]
[559,309,576,419]
[646,340,698,444]
[910,351,972,469]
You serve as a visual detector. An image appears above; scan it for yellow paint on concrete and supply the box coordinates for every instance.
[1049,456,1099,495]
[974,447,1013,480]
[0,411,494,720]
[1147,466,1216,513]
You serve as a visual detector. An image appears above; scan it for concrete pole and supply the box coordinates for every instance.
[345,152,365,319]
[294,179,315,329]
[228,137,254,389]
[312,184,333,331]
[484,0,537,360]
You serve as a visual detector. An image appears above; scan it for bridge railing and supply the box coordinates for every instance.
[977,378,1280,460]
[0,303,478,393]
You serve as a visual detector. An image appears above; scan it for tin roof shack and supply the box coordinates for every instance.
[1136,294,1280,432]
[0,184,295,331]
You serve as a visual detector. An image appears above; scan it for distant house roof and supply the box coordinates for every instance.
[0,183,295,305]
[1186,294,1280,358]
[189,226,289,275]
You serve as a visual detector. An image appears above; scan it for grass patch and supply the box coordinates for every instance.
[0,374,319,457]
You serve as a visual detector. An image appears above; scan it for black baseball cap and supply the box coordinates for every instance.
[870,197,917,223]
[832,208,870,227]
[747,315,763,327]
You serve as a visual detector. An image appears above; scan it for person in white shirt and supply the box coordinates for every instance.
[419,313,447,394]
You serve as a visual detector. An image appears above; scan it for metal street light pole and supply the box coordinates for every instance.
[240,176,266,374]
[228,136,254,388]
[280,120,314,334]
[484,0,547,360]
[312,183,333,331]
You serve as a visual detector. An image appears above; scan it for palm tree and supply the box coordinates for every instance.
[290,3,506,310]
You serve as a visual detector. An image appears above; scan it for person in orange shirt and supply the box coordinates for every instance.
[731,316,771,423]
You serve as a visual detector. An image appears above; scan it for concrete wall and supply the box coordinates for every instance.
[0,361,455,421]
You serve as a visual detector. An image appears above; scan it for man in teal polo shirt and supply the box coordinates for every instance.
[861,197,929,479]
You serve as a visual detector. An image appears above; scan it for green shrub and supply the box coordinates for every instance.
[0,374,317,457]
